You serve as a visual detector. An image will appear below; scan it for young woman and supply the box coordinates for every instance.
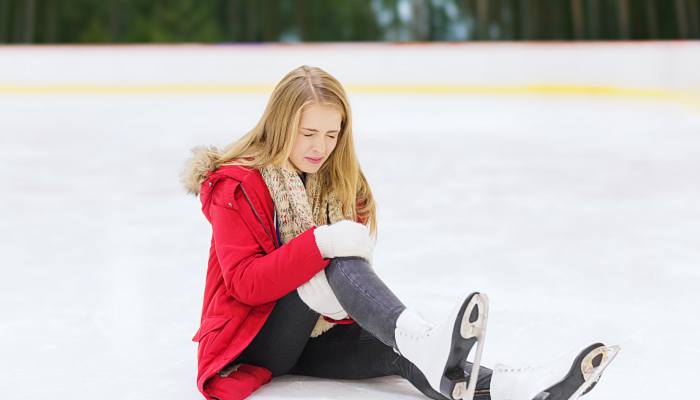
[181,65,618,400]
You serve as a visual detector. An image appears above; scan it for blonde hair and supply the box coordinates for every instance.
[181,65,377,234]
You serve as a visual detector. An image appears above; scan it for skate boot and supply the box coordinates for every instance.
[394,292,489,400]
[490,342,620,400]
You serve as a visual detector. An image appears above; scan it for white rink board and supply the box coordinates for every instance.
[0,43,699,400]
[1,42,699,91]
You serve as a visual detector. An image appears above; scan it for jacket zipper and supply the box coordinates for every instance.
[239,184,279,249]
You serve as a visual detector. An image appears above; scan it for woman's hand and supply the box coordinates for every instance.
[313,220,374,263]
[297,270,348,320]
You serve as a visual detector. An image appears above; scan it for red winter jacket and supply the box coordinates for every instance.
[192,165,354,399]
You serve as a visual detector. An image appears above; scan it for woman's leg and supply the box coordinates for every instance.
[288,323,493,400]
[225,289,320,377]
[323,256,406,349]
[323,256,488,399]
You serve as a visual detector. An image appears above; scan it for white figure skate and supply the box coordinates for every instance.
[395,292,489,400]
[490,343,620,400]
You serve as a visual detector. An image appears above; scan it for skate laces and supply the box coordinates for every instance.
[494,363,537,374]
[395,309,437,340]
[396,322,436,340]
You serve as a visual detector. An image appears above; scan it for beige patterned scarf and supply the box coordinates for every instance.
[259,165,348,337]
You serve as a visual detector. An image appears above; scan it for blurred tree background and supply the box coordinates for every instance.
[0,0,698,43]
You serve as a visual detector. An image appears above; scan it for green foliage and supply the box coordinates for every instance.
[0,0,698,43]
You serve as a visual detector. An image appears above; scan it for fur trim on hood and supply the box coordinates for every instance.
[180,145,222,196]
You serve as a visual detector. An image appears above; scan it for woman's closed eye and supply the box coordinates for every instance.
[303,133,337,139]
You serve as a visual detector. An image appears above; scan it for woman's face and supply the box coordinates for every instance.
[287,103,341,174]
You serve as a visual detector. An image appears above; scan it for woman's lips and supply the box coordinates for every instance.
[305,157,323,164]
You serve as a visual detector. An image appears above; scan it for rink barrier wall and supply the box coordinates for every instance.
[1,42,698,114]
[1,83,697,114]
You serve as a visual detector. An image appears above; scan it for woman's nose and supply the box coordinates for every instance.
[311,136,325,152]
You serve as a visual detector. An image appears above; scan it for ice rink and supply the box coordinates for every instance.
[1,43,699,399]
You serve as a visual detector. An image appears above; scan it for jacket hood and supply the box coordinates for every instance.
[185,151,258,223]
[180,146,221,196]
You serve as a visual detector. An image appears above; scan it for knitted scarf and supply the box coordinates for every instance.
[259,165,349,337]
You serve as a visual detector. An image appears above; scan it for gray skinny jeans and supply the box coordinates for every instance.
[229,256,492,399]
[324,256,407,349]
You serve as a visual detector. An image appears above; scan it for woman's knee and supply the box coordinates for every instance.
[325,256,373,295]
[326,256,368,275]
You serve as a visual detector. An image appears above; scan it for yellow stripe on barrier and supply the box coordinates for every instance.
[344,84,700,113]
[0,83,698,113]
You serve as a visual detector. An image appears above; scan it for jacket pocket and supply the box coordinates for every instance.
[192,317,229,342]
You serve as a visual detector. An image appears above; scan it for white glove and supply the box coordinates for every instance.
[313,219,375,263]
[297,270,348,320]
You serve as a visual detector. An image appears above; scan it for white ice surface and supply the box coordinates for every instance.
[1,45,699,400]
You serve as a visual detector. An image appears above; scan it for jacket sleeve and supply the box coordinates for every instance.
[210,181,330,306]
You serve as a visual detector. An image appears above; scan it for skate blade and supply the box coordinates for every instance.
[454,293,489,400]
[567,345,621,400]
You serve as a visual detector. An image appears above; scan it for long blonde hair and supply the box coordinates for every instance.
[181,65,377,234]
